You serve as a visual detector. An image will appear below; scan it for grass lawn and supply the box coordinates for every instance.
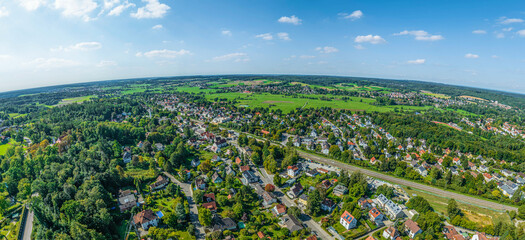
[0,139,16,156]
[174,86,218,94]
[55,95,96,106]
[8,113,27,118]
[403,187,511,226]
[333,222,368,239]
[121,84,163,95]
[173,231,194,240]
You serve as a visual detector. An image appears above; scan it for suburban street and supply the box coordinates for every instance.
[22,208,34,240]
[254,167,335,240]
[163,171,205,240]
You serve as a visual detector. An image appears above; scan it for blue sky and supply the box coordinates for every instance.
[0,0,524,93]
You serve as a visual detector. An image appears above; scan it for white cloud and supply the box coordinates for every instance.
[499,17,524,24]
[407,59,426,64]
[212,53,249,62]
[354,44,365,50]
[354,35,386,44]
[341,10,363,20]
[221,30,232,36]
[103,0,119,9]
[465,53,479,59]
[108,1,135,16]
[52,42,102,52]
[300,55,316,59]
[131,0,170,19]
[54,0,98,21]
[277,32,291,41]
[316,46,339,54]
[152,24,163,30]
[18,0,47,11]
[278,15,302,25]
[138,49,191,58]
[472,30,486,34]
[256,33,273,40]
[27,58,80,70]
[0,6,9,17]
[518,30,525,37]
[97,60,117,67]
[502,27,513,32]
[0,55,11,60]
[395,30,444,41]
[496,33,505,39]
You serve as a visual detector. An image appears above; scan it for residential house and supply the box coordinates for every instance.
[150,175,169,191]
[118,193,137,212]
[191,159,201,168]
[272,204,287,216]
[123,151,132,164]
[240,165,250,172]
[241,171,259,185]
[368,207,384,225]
[281,214,303,232]
[306,169,319,177]
[288,183,304,199]
[195,178,206,190]
[358,198,373,209]
[404,219,422,238]
[133,210,159,230]
[202,201,217,212]
[333,185,348,197]
[319,179,332,190]
[212,216,237,232]
[287,165,300,178]
[443,226,465,240]
[340,211,357,230]
[211,155,221,162]
[376,194,403,219]
[471,232,499,240]
[298,194,308,206]
[211,172,223,184]
[382,226,400,240]
[203,193,216,203]
[321,198,336,212]
[262,191,277,207]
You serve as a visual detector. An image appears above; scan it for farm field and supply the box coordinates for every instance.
[204,92,431,113]
[55,95,96,106]
[0,138,16,156]
[421,91,451,99]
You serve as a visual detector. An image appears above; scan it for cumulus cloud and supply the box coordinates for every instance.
[300,55,316,59]
[395,30,444,41]
[499,17,524,24]
[502,27,513,32]
[354,35,386,44]
[131,0,170,19]
[518,30,525,37]
[54,0,98,21]
[277,32,291,41]
[0,6,9,17]
[211,53,249,62]
[472,30,486,34]
[27,58,80,70]
[18,0,47,11]
[108,1,135,16]
[97,60,117,67]
[152,24,163,30]
[278,15,302,25]
[465,53,479,59]
[221,30,232,36]
[407,59,426,64]
[340,10,363,20]
[256,33,273,40]
[137,49,191,58]
[316,46,339,54]
[103,0,119,9]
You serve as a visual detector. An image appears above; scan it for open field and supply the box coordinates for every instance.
[0,139,16,156]
[55,95,96,106]
[403,187,511,226]
[205,92,431,113]
[460,95,488,101]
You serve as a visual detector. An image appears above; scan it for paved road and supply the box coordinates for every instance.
[163,171,205,240]
[254,167,334,240]
[22,208,33,240]
[296,150,517,212]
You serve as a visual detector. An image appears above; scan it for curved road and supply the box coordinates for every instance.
[297,150,517,212]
